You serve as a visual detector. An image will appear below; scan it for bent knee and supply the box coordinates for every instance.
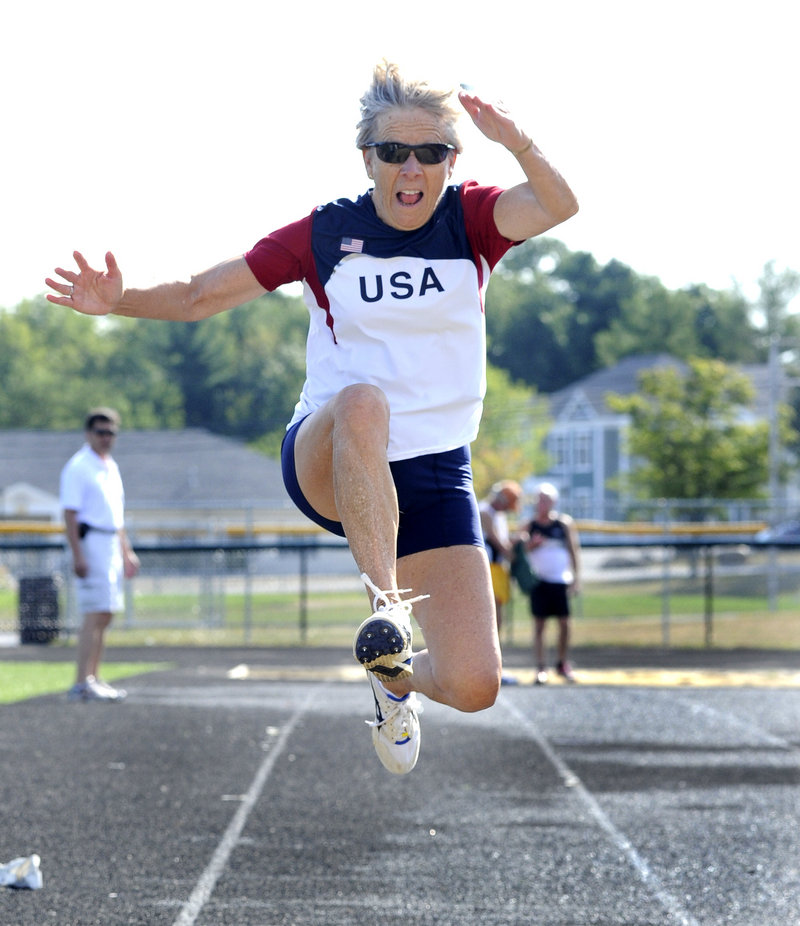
[335,383,389,423]
[445,667,501,713]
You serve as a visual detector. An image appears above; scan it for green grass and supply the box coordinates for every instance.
[96,583,800,651]
[502,579,800,650]
[0,662,171,705]
[4,574,800,655]
[3,577,797,706]
[124,589,364,626]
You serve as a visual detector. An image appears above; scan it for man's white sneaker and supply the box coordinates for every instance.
[353,573,427,682]
[67,676,126,702]
[366,672,421,775]
[92,677,128,701]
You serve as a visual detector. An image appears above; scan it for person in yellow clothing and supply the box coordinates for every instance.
[479,481,523,632]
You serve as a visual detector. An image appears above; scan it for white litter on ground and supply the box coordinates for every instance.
[0,854,43,889]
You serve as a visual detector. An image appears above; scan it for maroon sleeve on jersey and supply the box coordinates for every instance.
[244,212,315,292]
[459,180,520,270]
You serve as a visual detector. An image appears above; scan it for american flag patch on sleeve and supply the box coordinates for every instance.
[340,237,364,253]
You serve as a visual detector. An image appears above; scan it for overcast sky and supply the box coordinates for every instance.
[4,0,797,310]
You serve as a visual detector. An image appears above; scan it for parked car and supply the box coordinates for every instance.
[755,520,800,543]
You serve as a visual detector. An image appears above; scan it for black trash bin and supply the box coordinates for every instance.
[18,576,61,645]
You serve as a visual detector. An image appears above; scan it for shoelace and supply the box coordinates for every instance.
[360,572,429,616]
[367,686,423,730]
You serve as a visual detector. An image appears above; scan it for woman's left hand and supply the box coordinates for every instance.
[457,89,529,154]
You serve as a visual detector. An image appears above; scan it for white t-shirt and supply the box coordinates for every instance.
[528,518,574,584]
[60,444,125,531]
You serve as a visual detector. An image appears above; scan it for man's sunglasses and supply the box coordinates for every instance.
[92,428,118,437]
[363,142,456,165]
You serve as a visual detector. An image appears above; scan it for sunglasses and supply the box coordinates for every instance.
[363,142,456,165]
[92,428,118,437]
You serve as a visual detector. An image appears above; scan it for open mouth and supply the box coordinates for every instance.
[397,191,423,206]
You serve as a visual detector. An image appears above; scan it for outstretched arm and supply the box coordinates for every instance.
[46,251,266,322]
[458,89,578,242]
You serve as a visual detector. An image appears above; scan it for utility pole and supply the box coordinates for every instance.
[760,262,800,610]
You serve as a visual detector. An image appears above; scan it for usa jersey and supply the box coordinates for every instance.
[244,181,517,461]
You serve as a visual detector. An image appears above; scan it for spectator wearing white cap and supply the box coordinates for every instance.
[523,483,581,684]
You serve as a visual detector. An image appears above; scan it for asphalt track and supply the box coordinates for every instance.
[1,645,799,926]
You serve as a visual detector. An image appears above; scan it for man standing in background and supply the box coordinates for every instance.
[61,408,139,701]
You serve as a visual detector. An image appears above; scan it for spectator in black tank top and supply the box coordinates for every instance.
[524,483,581,684]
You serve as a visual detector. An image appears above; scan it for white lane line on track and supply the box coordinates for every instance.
[500,696,701,926]
[171,689,317,926]
[675,695,796,751]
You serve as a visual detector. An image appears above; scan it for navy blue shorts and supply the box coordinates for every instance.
[281,418,483,559]
[530,581,571,619]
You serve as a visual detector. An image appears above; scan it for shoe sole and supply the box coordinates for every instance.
[353,616,413,680]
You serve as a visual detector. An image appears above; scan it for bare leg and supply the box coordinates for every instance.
[291,386,500,713]
[293,384,400,601]
[386,545,501,712]
[557,616,570,664]
[534,617,547,668]
[75,611,113,683]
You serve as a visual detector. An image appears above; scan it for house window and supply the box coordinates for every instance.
[551,434,568,469]
[574,431,593,471]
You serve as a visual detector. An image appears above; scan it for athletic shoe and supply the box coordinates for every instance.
[66,681,88,702]
[365,671,421,775]
[92,677,128,701]
[353,573,428,682]
[535,667,549,686]
[67,677,125,702]
[556,660,576,683]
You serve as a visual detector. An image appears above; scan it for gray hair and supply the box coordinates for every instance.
[355,60,462,151]
[536,482,560,503]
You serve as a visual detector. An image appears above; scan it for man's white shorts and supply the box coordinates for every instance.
[76,530,123,614]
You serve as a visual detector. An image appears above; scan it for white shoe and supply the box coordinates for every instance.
[366,672,421,775]
[82,676,125,702]
[0,854,43,889]
[93,677,128,700]
[353,573,427,682]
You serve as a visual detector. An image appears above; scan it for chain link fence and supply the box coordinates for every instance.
[2,528,800,650]
[0,536,359,647]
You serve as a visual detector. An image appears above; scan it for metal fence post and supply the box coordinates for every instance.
[299,543,308,643]
[659,500,671,648]
[704,545,714,647]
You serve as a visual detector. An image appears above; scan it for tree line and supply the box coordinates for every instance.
[485,239,797,391]
[1,241,797,498]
